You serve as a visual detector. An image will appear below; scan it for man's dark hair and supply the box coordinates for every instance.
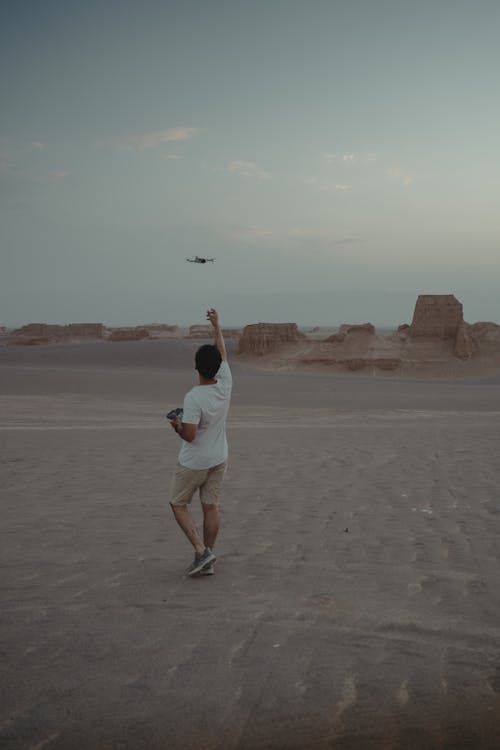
[195,344,222,379]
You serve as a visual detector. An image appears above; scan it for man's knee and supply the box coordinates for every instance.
[201,502,219,512]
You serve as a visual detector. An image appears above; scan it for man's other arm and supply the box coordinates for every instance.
[169,391,199,442]
[171,418,197,443]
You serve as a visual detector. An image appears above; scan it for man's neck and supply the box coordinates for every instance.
[199,375,216,386]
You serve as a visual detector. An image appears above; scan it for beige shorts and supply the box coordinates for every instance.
[170,461,227,507]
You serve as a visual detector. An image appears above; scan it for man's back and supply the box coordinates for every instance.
[178,361,232,470]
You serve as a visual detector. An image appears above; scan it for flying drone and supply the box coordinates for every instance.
[186,256,215,264]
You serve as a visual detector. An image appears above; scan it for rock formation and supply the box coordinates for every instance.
[408,294,492,360]
[324,332,347,343]
[410,295,463,339]
[325,323,375,343]
[454,321,474,360]
[66,324,104,338]
[186,325,241,339]
[146,324,178,334]
[469,322,500,342]
[345,358,401,371]
[108,327,150,342]
[238,323,303,356]
[468,322,500,354]
[9,336,52,346]
[339,323,376,336]
[237,295,500,375]
[9,323,104,345]
[188,325,213,338]
[222,328,243,339]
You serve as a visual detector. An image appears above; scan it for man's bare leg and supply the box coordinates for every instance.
[170,504,205,556]
[202,503,220,550]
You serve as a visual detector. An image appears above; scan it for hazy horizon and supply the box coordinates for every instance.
[2,1,499,327]
[3,287,499,330]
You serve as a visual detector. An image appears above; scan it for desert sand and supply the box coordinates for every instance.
[2,339,500,749]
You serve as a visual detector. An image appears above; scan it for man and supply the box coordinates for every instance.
[169,308,232,577]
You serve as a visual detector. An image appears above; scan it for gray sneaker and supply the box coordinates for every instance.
[187,548,216,577]
[198,563,214,576]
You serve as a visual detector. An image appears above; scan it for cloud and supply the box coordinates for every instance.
[319,184,350,192]
[329,235,361,247]
[47,170,70,179]
[226,161,270,179]
[388,166,415,187]
[119,127,198,150]
[304,178,350,192]
[324,152,356,162]
[163,153,181,160]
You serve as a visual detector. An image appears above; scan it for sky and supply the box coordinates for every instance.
[1,0,499,327]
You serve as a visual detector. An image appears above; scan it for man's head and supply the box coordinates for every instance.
[195,344,222,380]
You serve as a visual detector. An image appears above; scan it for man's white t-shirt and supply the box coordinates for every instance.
[178,360,232,470]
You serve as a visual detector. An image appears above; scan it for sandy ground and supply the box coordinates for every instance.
[2,340,500,749]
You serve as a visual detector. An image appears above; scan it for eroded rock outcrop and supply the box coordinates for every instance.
[324,332,347,343]
[345,358,401,371]
[108,327,150,342]
[146,324,178,334]
[339,323,376,336]
[238,323,303,356]
[188,325,212,338]
[186,325,241,339]
[66,324,104,338]
[222,328,243,339]
[10,324,62,345]
[9,323,104,345]
[468,322,500,355]
[408,294,492,360]
[237,294,500,374]
[454,321,475,360]
[10,336,52,346]
[410,295,463,339]
[325,323,375,343]
[469,322,500,342]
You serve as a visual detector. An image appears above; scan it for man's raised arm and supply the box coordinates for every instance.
[206,308,227,361]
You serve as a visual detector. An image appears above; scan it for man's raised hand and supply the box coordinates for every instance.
[206,307,227,360]
[206,308,219,328]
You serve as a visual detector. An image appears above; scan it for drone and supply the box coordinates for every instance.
[186,256,215,264]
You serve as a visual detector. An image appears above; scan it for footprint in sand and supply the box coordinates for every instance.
[309,593,336,608]
[333,675,357,721]
[407,581,422,596]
